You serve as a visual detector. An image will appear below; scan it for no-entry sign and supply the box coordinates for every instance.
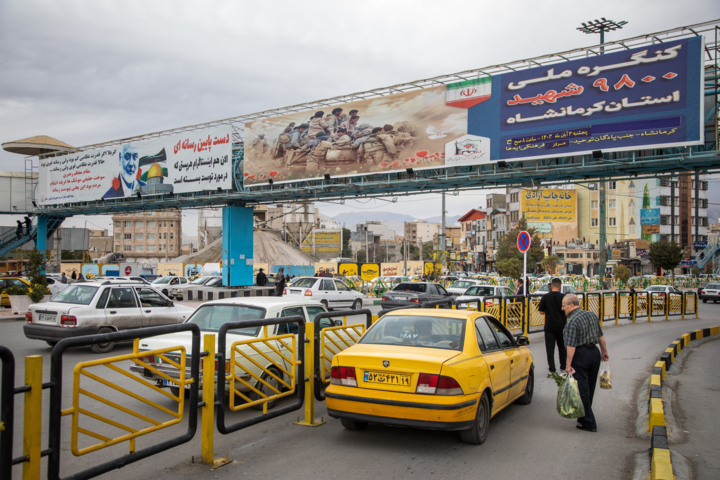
[517,231,530,253]
[125,266,132,275]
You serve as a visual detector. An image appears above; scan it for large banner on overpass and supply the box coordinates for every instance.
[36,125,233,206]
[243,37,702,186]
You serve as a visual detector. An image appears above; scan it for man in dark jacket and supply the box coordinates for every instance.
[256,268,267,286]
[538,278,567,372]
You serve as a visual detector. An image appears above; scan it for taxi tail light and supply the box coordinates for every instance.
[485,301,493,306]
[305,289,313,296]
[416,373,463,395]
[410,299,421,303]
[282,288,287,295]
[330,366,357,387]
[25,312,32,323]
[137,354,157,364]
[60,315,77,326]
[382,296,390,301]
[202,358,230,373]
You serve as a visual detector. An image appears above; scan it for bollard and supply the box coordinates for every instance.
[523,297,529,337]
[695,293,699,319]
[23,356,42,480]
[665,294,669,322]
[201,334,215,464]
[632,293,637,324]
[296,322,324,427]
[649,293,653,322]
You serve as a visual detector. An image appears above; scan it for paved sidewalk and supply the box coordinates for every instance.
[671,335,720,479]
[0,307,24,321]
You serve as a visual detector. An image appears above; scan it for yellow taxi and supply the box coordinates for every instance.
[0,276,31,307]
[325,309,534,444]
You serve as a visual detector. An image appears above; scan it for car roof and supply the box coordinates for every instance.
[85,279,147,285]
[381,308,480,320]
[199,297,324,308]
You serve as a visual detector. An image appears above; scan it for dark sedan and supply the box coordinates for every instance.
[380,282,453,309]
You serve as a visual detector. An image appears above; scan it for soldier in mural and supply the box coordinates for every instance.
[358,127,398,166]
[248,134,268,160]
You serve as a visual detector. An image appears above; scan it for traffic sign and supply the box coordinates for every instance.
[517,231,531,253]
[125,266,132,275]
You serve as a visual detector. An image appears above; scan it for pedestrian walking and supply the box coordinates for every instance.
[538,278,567,373]
[256,268,267,286]
[61,272,68,284]
[24,216,32,235]
[561,294,609,432]
[515,278,525,296]
[71,271,77,280]
[274,268,286,296]
[16,220,23,239]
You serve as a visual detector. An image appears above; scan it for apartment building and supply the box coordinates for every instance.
[404,220,441,246]
[112,210,182,263]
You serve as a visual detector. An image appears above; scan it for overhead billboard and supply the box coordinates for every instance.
[521,189,576,222]
[640,207,661,225]
[301,230,342,255]
[244,37,702,186]
[37,125,233,206]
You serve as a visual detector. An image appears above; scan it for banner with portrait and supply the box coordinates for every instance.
[36,125,233,206]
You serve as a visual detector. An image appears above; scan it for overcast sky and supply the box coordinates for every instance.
[1,0,717,234]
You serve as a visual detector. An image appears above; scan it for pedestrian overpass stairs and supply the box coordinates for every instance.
[695,234,720,275]
[0,217,64,258]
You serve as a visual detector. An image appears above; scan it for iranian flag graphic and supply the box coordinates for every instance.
[446,77,492,108]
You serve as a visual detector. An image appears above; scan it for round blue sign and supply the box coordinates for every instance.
[517,231,531,253]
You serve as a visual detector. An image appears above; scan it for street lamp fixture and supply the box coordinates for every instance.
[577,18,627,52]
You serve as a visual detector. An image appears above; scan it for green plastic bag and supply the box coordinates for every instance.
[557,373,585,419]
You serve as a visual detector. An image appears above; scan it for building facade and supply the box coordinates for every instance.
[404,220,441,246]
[112,210,182,263]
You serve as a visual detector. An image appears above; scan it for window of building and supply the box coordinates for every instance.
[608,181,617,190]
[609,217,616,226]
[487,198,493,208]
[136,245,144,252]
[115,244,121,251]
[510,192,519,203]
[170,233,174,239]
[136,233,143,240]
[115,233,121,239]
[591,218,598,227]
[609,199,616,208]
[510,211,519,221]
[163,233,167,239]
[163,221,167,227]
[588,183,597,190]
[170,245,174,251]
[147,233,155,240]
[591,200,598,209]
[586,253,592,258]
[147,245,156,252]
[124,221,131,227]
[675,216,680,225]
[124,233,132,240]
[113,221,120,227]
[629,225,636,235]
[135,221,143,228]
[147,221,156,227]
[124,245,131,252]
[170,222,174,227]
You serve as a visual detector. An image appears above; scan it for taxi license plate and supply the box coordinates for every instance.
[290,290,301,295]
[163,379,191,390]
[364,371,410,386]
[39,313,55,322]
[393,296,406,301]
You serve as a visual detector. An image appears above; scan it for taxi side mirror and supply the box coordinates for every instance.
[516,335,529,346]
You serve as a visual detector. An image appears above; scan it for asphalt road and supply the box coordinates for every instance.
[2,303,718,480]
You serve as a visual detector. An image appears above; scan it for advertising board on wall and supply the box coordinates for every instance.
[521,189,576,222]
[37,125,233,206]
[244,37,703,186]
[301,230,342,255]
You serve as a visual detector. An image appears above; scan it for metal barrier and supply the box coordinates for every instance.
[649,292,666,319]
[313,309,373,402]
[527,295,545,333]
[503,296,525,334]
[216,316,305,435]
[603,293,616,322]
[585,293,602,319]
[667,293,684,317]
[48,323,202,480]
[617,293,633,320]
[636,292,649,319]
[0,346,15,479]
[685,292,698,318]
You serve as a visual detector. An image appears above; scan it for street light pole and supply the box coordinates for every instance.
[577,17,627,284]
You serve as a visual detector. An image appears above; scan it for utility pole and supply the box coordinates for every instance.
[441,192,446,273]
[365,226,368,264]
[577,18,626,284]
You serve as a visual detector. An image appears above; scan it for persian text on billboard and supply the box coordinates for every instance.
[37,125,233,206]
[521,189,576,222]
[301,231,341,253]
[640,208,661,225]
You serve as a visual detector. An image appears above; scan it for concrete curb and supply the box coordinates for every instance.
[647,325,720,480]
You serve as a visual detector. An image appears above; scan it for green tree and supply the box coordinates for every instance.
[61,250,84,260]
[648,240,683,281]
[408,243,419,261]
[27,247,49,303]
[614,264,631,286]
[494,218,543,275]
[690,266,699,277]
[421,241,434,261]
[496,258,522,280]
[540,255,559,274]
[356,251,367,263]
[342,228,352,258]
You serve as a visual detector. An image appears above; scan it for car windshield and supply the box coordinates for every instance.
[50,285,99,305]
[205,278,222,287]
[537,285,549,291]
[392,283,427,293]
[360,315,465,351]
[152,277,172,284]
[186,305,265,336]
[190,277,210,285]
[291,278,317,288]
[464,286,495,296]
[453,281,473,289]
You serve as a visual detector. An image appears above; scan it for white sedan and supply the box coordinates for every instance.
[447,279,487,296]
[151,276,190,297]
[130,297,351,408]
[170,276,220,300]
[45,277,69,297]
[455,284,514,308]
[283,277,364,310]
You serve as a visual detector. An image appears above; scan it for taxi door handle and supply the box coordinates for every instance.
[109,311,116,314]
[510,359,514,364]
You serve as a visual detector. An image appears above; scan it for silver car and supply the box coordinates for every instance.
[23,280,195,353]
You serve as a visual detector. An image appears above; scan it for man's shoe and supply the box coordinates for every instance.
[576,424,597,433]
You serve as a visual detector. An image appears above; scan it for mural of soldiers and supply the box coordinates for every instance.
[358,127,397,166]
[333,128,353,149]
[308,111,329,136]
[352,123,371,140]
[284,124,308,166]
[395,126,415,149]
[306,134,332,172]
[249,134,268,160]
[272,123,295,158]
[338,109,358,125]
[339,115,360,136]
[326,108,343,136]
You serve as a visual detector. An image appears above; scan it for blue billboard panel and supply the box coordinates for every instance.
[468,37,703,161]
[640,208,661,225]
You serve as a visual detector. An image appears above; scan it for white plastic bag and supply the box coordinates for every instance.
[598,361,612,389]
[557,373,585,419]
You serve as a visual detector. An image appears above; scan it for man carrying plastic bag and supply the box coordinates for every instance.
[560,294,610,432]
[556,373,585,419]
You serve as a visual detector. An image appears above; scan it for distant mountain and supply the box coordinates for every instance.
[332,211,461,237]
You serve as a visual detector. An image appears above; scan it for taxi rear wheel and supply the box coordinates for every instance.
[516,368,534,405]
[460,392,490,445]
[320,300,330,310]
[340,417,368,430]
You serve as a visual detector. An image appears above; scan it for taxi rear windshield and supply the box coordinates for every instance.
[187,305,265,336]
[360,315,465,350]
[464,286,494,296]
[50,285,99,305]
[392,283,426,293]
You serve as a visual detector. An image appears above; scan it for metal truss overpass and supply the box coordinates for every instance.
[16,19,720,218]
